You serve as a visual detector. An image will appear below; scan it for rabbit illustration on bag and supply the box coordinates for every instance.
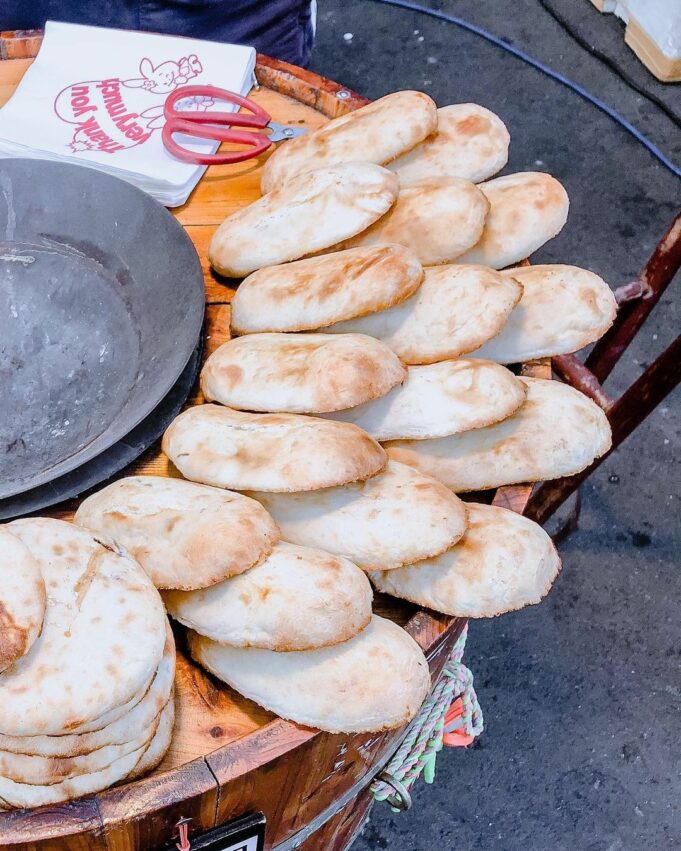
[55,53,209,155]
[123,55,203,94]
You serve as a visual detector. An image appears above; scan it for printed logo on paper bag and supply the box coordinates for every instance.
[54,56,214,155]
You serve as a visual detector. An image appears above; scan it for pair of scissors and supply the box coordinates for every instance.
[162,85,307,166]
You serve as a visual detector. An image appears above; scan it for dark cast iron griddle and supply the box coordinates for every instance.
[0,159,204,500]
[0,343,201,521]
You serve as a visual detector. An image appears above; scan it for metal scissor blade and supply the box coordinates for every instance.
[266,121,309,142]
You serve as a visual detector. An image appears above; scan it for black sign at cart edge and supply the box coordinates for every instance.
[163,812,266,851]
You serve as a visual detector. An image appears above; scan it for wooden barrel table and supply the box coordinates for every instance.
[0,44,550,851]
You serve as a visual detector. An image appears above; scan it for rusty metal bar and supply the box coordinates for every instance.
[527,333,681,525]
[585,214,681,383]
[551,354,614,410]
[606,333,681,448]
[613,280,647,304]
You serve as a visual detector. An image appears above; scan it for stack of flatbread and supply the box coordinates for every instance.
[157,405,435,731]
[216,91,617,364]
[1,89,622,803]
[208,92,578,277]
[75,470,433,734]
[160,89,617,733]
[0,520,171,809]
[203,97,615,629]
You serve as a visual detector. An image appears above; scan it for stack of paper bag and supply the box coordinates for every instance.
[0,21,256,206]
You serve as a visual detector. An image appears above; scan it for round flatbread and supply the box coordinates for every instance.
[163,405,387,492]
[370,503,561,617]
[456,172,569,269]
[0,735,148,810]
[338,177,489,266]
[0,697,174,809]
[0,624,175,757]
[388,103,510,184]
[260,91,437,192]
[0,528,46,673]
[201,333,406,414]
[188,615,431,733]
[324,264,523,364]
[248,460,467,570]
[70,673,153,736]
[208,162,399,277]
[385,377,612,492]
[470,265,618,363]
[0,706,162,785]
[0,519,166,737]
[230,245,423,335]
[324,360,526,440]
[164,542,372,651]
[125,695,175,782]
[75,477,280,590]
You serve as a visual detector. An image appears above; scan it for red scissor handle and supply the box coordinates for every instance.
[163,86,273,165]
[164,85,271,128]
[162,119,271,165]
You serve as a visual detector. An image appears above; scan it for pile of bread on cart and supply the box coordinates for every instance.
[0,91,616,809]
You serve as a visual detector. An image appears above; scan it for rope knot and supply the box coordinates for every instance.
[370,624,483,809]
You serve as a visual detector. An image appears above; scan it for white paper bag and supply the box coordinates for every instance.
[0,21,256,206]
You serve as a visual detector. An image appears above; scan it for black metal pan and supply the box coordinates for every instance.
[0,159,204,499]
[0,342,201,521]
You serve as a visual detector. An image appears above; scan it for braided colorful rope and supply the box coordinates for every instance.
[371,624,483,808]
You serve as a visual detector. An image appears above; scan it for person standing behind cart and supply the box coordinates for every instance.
[1,0,317,67]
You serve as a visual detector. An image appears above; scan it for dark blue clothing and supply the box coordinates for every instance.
[0,0,315,67]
